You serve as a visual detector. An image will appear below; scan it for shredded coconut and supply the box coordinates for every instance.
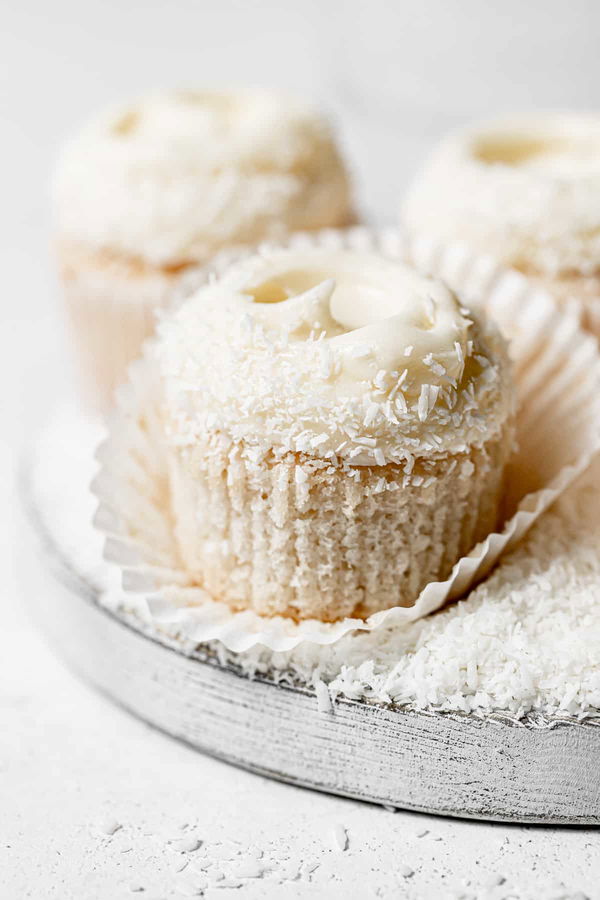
[30,410,600,721]
[331,825,348,852]
[157,247,513,467]
[315,679,334,714]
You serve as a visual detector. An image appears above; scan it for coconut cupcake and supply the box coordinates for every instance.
[402,113,600,335]
[53,89,354,410]
[156,246,515,622]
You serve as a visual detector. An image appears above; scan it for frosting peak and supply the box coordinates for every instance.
[97,90,309,169]
[403,113,600,277]
[221,249,469,388]
[53,90,353,266]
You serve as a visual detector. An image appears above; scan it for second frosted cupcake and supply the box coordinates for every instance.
[54,90,354,409]
[157,246,515,621]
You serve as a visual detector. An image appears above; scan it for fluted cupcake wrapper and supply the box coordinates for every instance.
[91,228,600,652]
[58,243,213,412]
[166,427,511,622]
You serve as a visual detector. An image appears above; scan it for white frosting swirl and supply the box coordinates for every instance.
[218,250,468,387]
[403,113,600,278]
[53,90,352,266]
[158,248,512,466]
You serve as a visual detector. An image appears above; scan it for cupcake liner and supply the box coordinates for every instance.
[91,227,600,652]
[406,237,600,344]
[166,423,510,622]
[534,271,600,343]
[58,242,210,412]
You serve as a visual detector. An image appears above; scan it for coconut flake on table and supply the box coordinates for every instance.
[331,824,348,852]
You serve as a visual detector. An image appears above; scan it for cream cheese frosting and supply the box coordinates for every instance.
[402,113,600,278]
[157,248,512,467]
[53,90,352,266]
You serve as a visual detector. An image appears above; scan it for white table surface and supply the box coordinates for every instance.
[2,1,600,897]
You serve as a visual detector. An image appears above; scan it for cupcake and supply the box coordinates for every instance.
[156,246,515,622]
[53,89,354,410]
[402,113,600,335]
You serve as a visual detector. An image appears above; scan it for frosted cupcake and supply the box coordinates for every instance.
[53,89,354,409]
[402,113,600,335]
[156,246,515,622]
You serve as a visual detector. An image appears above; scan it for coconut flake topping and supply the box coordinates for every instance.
[158,247,512,465]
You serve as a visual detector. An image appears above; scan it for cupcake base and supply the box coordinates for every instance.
[167,427,513,622]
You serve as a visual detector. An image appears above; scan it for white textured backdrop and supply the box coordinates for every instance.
[3,3,600,897]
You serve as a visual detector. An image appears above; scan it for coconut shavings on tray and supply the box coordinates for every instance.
[29,410,600,721]
[209,457,600,721]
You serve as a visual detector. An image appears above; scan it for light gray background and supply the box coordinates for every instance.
[2,2,600,897]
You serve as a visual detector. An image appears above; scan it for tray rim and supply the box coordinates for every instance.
[19,456,600,826]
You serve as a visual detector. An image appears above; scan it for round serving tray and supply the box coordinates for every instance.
[19,419,600,826]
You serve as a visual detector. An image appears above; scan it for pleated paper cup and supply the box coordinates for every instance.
[527,272,600,344]
[91,228,600,652]
[57,241,214,413]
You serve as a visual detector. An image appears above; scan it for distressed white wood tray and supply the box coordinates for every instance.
[19,438,600,826]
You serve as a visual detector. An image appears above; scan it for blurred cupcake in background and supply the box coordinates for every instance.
[53,89,355,410]
[402,113,600,337]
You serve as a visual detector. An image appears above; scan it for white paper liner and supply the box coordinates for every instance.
[91,227,600,652]
[58,243,214,413]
